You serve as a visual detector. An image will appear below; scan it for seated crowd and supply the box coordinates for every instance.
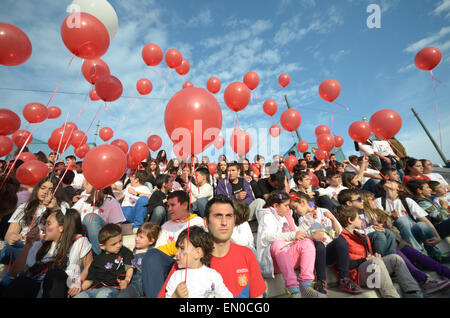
[0,140,449,299]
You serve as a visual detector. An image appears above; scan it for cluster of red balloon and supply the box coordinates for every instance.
[0,22,32,66]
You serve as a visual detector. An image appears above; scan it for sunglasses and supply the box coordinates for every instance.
[350,197,362,203]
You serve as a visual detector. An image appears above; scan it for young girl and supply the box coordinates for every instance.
[166,226,232,298]
[231,200,255,252]
[255,191,325,298]
[145,159,161,188]
[156,150,168,173]
[5,208,93,298]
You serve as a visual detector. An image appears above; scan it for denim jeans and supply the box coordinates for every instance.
[142,248,175,298]
[0,240,24,265]
[122,196,151,229]
[191,197,209,218]
[393,216,426,254]
[74,286,119,298]
[82,213,106,256]
[149,205,168,226]
[411,221,443,259]
[368,228,397,256]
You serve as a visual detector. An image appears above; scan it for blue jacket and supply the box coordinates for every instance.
[215,177,255,205]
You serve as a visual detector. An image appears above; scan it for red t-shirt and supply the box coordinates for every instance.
[402,174,431,186]
[158,242,266,298]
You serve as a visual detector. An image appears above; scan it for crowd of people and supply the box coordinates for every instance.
[0,137,449,299]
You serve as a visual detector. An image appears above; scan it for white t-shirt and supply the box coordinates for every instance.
[321,185,348,198]
[121,185,151,207]
[358,142,375,156]
[375,197,428,223]
[231,222,255,250]
[373,140,395,157]
[189,182,213,204]
[361,168,381,185]
[73,195,126,224]
[9,203,47,237]
[297,207,341,246]
[424,173,449,187]
[72,172,85,190]
[155,215,205,247]
[165,265,233,298]
[26,235,91,287]
[433,193,450,209]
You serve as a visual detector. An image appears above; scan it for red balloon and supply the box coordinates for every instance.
[214,135,225,149]
[269,125,281,138]
[348,121,371,143]
[334,136,344,148]
[206,77,221,94]
[62,122,78,133]
[47,106,62,119]
[17,152,37,162]
[280,109,301,132]
[129,142,149,162]
[74,143,90,159]
[81,58,110,84]
[369,109,402,140]
[224,82,251,112]
[16,160,49,186]
[111,139,129,154]
[83,144,127,189]
[142,43,163,66]
[89,88,100,101]
[99,127,114,142]
[48,137,69,154]
[0,23,32,66]
[60,12,110,59]
[147,135,162,152]
[127,153,139,170]
[0,109,21,135]
[12,130,33,148]
[183,81,194,89]
[278,73,290,87]
[165,87,222,155]
[315,125,331,138]
[95,74,123,102]
[297,140,309,153]
[263,99,278,117]
[315,149,329,161]
[415,47,442,71]
[284,155,299,172]
[165,48,183,69]
[0,136,13,157]
[230,129,252,156]
[23,103,48,124]
[308,172,319,187]
[70,130,87,148]
[319,79,341,103]
[50,127,73,149]
[207,163,217,176]
[317,134,335,152]
[243,71,259,90]
[136,78,153,95]
[175,58,190,76]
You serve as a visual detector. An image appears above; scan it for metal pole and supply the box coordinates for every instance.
[284,95,302,142]
[411,107,447,164]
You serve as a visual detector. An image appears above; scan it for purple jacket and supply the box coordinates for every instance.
[215,177,255,205]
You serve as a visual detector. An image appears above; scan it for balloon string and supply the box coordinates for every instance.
[88,190,99,226]
[86,104,102,135]
[430,70,443,150]
[331,109,335,136]
[430,70,447,87]
[115,92,137,131]
[332,101,350,111]
[46,54,76,106]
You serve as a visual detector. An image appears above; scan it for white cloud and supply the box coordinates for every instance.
[329,49,350,62]
[404,26,450,53]
[433,0,450,16]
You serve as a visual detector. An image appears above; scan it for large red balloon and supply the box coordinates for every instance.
[263,99,278,117]
[16,160,49,186]
[317,134,335,152]
[136,78,152,95]
[297,140,309,153]
[280,109,301,132]
[23,103,48,124]
[17,152,37,162]
[0,136,13,157]
[0,109,21,135]
[415,47,442,71]
[74,143,90,159]
[334,136,344,148]
[83,144,127,189]
[165,48,183,69]
[243,72,259,90]
[278,73,290,87]
[173,142,189,161]
[269,125,281,138]
[230,129,252,156]
[206,77,221,94]
[81,58,110,84]
[129,142,149,162]
[315,149,329,161]
[285,155,298,172]
[71,130,87,148]
[183,81,194,89]
[95,74,123,102]
[127,153,140,170]
[142,43,163,66]
[99,127,114,142]
[224,82,251,112]
[47,106,62,119]
[60,12,110,59]
[175,58,190,76]
[110,139,129,154]
[0,23,32,66]
[165,87,222,155]
[348,121,371,143]
[147,135,162,152]
[369,109,402,140]
[315,125,331,138]
[319,79,341,103]
[214,135,225,149]
[12,130,32,148]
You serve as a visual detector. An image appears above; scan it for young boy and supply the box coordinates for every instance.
[320,170,347,201]
[189,167,213,218]
[335,205,423,298]
[166,226,233,298]
[119,170,152,221]
[75,224,134,298]
[429,181,450,212]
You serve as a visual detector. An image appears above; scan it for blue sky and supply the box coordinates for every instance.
[1,0,450,164]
